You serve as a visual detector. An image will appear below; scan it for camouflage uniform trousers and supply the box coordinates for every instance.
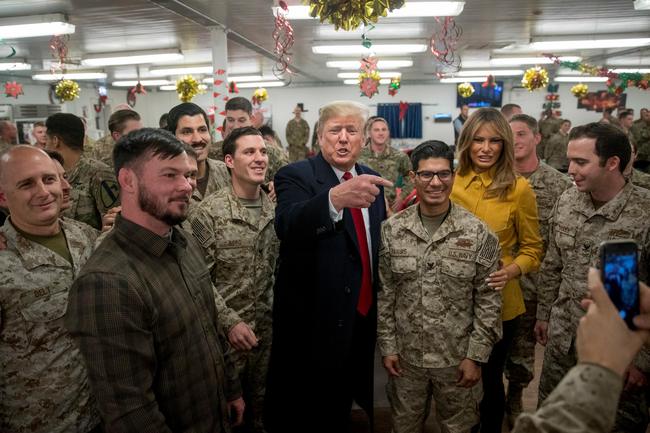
[232,327,271,433]
[387,359,481,433]
[539,336,649,432]
[288,144,307,163]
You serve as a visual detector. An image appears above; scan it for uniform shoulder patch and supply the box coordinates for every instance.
[99,180,120,209]
[190,216,214,248]
[476,233,499,267]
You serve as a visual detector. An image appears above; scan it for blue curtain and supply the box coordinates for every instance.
[377,104,400,138]
[403,103,422,139]
[376,103,422,139]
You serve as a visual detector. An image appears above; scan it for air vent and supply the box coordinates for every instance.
[13,104,62,119]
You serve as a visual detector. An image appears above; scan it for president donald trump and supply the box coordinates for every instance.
[266,101,391,432]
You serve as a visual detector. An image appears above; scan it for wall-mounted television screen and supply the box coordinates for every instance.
[457,81,504,108]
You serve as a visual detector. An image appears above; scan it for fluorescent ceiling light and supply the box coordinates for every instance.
[314,44,427,55]
[236,81,285,88]
[201,75,276,84]
[82,49,183,67]
[112,80,173,87]
[275,2,464,19]
[554,76,608,82]
[0,14,75,39]
[337,71,401,78]
[32,72,107,80]
[440,77,487,83]
[456,69,523,76]
[528,38,650,51]
[489,56,580,66]
[0,62,31,71]
[326,59,413,69]
[159,84,208,91]
[344,78,392,85]
[634,0,650,10]
[611,68,650,73]
[150,65,213,76]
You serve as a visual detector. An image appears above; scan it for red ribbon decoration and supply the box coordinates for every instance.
[429,17,462,73]
[399,101,409,121]
[272,1,294,79]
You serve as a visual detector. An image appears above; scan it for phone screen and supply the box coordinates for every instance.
[602,244,639,329]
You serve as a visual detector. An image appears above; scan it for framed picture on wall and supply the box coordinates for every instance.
[577,91,627,112]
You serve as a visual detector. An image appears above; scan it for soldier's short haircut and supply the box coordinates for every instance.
[225,97,253,116]
[159,113,169,129]
[317,101,369,136]
[501,103,522,117]
[510,114,539,135]
[45,150,65,166]
[113,127,197,177]
[410,140,454,172]
[258,125,275,138]
[165,103,210,136]
[562,119,572,125]
[33,121,46,128]
[569,122,630,173]
[222,126,263,157]
[45,113,84,152]
[108,109,140,134]
[617,109,634,121]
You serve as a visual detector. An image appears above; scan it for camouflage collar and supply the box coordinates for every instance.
[577,181,634,221]
[1,218,70,270]
[223,186,274,230]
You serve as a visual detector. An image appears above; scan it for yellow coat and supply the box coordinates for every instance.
[451,168,543,321]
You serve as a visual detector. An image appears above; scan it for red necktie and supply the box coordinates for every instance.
[342,171,372,316]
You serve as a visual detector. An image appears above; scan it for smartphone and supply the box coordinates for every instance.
[599,240,640,329]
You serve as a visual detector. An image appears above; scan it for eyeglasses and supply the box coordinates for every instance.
[415,170,453,182]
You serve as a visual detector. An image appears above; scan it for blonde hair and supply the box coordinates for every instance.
[364,116,391,147]
[317,101,369,136]
[457,107,516,199]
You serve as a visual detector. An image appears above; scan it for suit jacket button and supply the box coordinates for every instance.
[344,286,351,294]
[338,319,344,327]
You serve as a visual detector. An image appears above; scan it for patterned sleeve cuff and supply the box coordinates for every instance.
[466,340,492,364]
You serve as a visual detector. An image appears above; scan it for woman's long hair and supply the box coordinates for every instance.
[456,107,517,198]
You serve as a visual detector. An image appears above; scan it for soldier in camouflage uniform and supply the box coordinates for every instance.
[543,119,571,172]
[625,140,650,191]
[258,125,290,184]
[0,146,101,433]
[378,141,502,433]
[358,117,412,207]
[44,113,120,230]
[188,127,279,433]
[534,123,650,431]
[311,120,321,155]
[286,104,310,162]
[505,115,572,425]
[0,120,17,152]
[538,110,563,160]
[631,108,650,172]
[166,103,230,207]
[90,108,143,167]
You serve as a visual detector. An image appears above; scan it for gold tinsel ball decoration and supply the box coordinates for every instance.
[252,87,268,104]
[570,83,589,98]
[305,0,406,31]
[176,75,203,102]
[521,67,549,92]
[457,82,475,98]
[55,79,80,102]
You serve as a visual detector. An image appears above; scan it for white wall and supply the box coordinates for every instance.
[2,79,648,147]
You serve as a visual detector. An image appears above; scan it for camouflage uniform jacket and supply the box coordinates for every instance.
[88,134,115,167]
[191,158,231,204]
[377,203,502,368]
[286,117,310,148]
[519,162,572,300]
[266,144,289,183]
[188,186,279,335]
[62,155,120,230]
[631,169,650,190]
[358,145,412,204]
[0,138,11,152]
[513,364,621,433]
[209,139,224,161]
[537,182,650,355]
[543,132,569,171]
[0,218,101,433]
[631,121,650,161]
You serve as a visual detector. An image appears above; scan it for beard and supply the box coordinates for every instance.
[138,182,189,227]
